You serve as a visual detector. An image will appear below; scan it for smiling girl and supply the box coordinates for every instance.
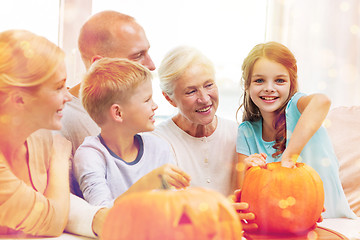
[236,41,356,219]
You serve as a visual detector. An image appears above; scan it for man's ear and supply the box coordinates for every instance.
[110,103,123,122]
[162,91,177,107]
[91,55,104,64]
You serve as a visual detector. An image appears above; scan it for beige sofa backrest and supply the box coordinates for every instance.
[326,106,360,217]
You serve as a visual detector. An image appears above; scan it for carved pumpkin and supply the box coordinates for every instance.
[241,162,324,234]
[101,187,242,240]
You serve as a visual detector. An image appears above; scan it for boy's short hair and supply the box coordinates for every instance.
[80,57,152,126]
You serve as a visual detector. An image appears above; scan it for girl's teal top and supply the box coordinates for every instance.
[236,92,357,218]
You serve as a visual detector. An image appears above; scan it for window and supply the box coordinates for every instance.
[92,0,268,121]
[1,0,268,122]
[0,0,59,44]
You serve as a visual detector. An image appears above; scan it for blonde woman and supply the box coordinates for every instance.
[0,29,73,237]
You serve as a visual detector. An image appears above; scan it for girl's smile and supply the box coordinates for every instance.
[260,96,279,102]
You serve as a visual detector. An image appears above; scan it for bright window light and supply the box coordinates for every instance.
[93,0,268,122]
[0,0,59,45]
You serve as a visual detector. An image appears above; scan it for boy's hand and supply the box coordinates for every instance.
[157,164,191,189]
[244,153,267,170]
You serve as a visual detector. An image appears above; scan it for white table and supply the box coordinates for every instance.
[318,218,360,239]
[1,218,359,239]
[0,233,93,239]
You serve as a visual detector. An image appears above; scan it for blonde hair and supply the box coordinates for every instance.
[0,29,65,103]
[81,57,152,126]
[158,46,215,97]
[238,41,298,158]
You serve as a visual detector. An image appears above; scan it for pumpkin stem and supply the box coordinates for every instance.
[159,174,171,190]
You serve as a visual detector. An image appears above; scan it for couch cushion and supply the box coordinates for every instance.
[326,106,360,217]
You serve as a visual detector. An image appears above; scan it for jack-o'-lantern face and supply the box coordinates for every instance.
[102,187,242,240]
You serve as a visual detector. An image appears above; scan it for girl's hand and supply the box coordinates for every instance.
[244,153,267,170]
[280,152,297,168]
[156,164,191,189]
[231,189,258,232]
[280,158,296,168]
[317,207,325,223]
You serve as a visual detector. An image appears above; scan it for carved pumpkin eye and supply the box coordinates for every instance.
[178,212,192,225]
[102,188,243,240]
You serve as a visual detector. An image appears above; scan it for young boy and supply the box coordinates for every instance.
[73,58,191,207]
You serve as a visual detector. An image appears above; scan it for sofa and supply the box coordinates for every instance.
[326,106,360,217]
[304,106,360,239]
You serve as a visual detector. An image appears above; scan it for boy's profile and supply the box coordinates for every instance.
[73,58,190,207]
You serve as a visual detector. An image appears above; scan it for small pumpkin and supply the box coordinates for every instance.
[241,162,324,234]
[101,187,242,240]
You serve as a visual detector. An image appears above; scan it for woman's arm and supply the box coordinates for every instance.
[40,134,71,235]
[65,194,106,237]
[0,134,71,237]
[281,94,331,167]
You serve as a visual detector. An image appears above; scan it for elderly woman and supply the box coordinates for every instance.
[154,46,257,231]
[153,46,238,197]
[0,30,110,238]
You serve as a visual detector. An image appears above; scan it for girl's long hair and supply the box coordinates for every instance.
[237,42,298,158]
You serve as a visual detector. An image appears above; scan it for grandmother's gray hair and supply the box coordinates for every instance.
[157,46,215,97]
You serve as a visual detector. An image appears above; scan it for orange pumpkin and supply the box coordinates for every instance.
[241,162,324,234]
[101,187,242,240]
